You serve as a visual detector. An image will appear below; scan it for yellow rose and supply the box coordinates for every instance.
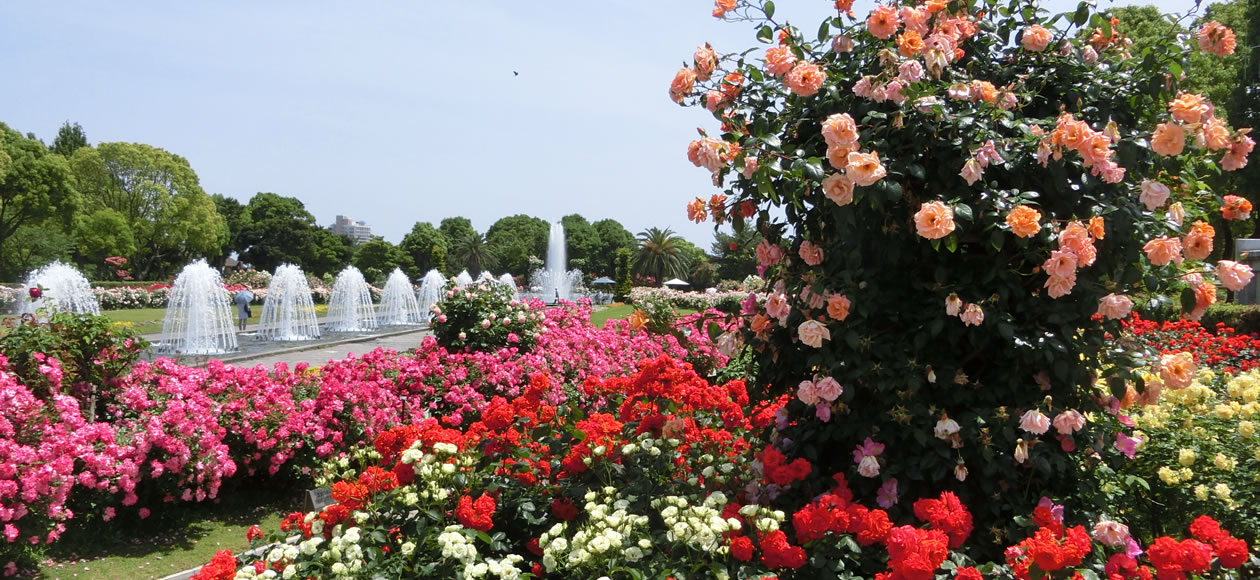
[1158,466,1180,485]
[1214,483,1232,501]
[1213,453,1236,471]
[1178,448,1197,466]
[1240,420,1255,438]
[1194,485,1210,501]
[1180,467,1194,481]
[1214,404,1236,420]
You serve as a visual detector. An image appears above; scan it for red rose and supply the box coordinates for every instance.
[729,535,755,561]
[28,287,41,299]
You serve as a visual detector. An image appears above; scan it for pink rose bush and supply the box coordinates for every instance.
[670,0,1252,540]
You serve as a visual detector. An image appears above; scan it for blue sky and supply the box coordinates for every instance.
[0,0,1208,249]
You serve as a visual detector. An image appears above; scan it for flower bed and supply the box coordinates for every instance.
[628,286,748,313]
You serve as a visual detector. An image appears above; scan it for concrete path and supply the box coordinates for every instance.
[140,322,432,370]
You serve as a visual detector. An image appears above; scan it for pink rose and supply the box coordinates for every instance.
[765,45,798,78]
[1044,273,1076,299]
[1168,201,1185,226]
[858,455,881,477]
[934,415,960,440]
[765,292,791,320]
[822,173,855,206]
[1139,179,1170,210]
[1092,520,1131,547]
[1019,409,1051,435]
[897,59,924,83]
[945,294,963,316]
[1097,293,1134,320]
[1217,260,1255,291]
[1159,352,1195,390]
[756,240,784,266]
[694,43,717,81]
[1020,24,1052,52]
[797,380,820,405]
[866,5,900,39]
[846,151,887,186]
[1052,410,1086,435]
[784,62,826,97]
[669,67,696,104]
[826,293,852,321]
[1042,250,1079,278]
[833,35,854,53]
[815,377,843,402]
[1143,236,1184,266]
[960,303,984,326]
[797,319,831,348]
[1150,122,1186,157]
[821,113,859,149]
[959,159,983,185]
[798,240,824,266]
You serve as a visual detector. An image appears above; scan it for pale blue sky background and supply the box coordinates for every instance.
[0,0,1207,249]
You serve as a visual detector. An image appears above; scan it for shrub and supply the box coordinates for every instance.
[613,248,632,302]
[429,282,545,353]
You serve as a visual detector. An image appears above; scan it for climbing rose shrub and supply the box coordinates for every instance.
[429,281,545,353]
[672,0,1253,543]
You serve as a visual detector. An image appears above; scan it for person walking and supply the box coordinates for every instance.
[234,290,255,331]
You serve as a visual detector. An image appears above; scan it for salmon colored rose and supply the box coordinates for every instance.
[945,294,962,316]
[1042,250,1078,278]
[959,158,983,185]
[1150,122,1186,157]
[1182,221,1215,261]
[1194,280,1218,310]
[1201,116,1231,151]
[798,319,831,348]
[914,201,955,240]
[1223,134,1255,171]
[1088,216,1105,239]
[1044,273,1076,298]
[766,292,791,320]
[822,173,855,206]
[694,43,717,81]
[687,198,707,223]
[846,151,887,186]
[765,45,798,78]
[827,145,854,169]
[1139,179,1171,210]
[784,62,826,97]
[1217,260,1255,292]
[867,5,900,39]
[798,240,824,266]
[1020,25,1052,52]
[713,0,737,18]
[1097,293,1133,320]
[896,30,926,57]
[1221,195,1253,220]
[670,67,696,104]
[628,310,648,331]
[826,293,851,321]
[960,303,984,326]
[1169,93,1210,123]
[1143,236,1183,267]
[751,313,773,334]
[821,113,859,149]
[1197,21,1237,56]
[1160,352,1195,390]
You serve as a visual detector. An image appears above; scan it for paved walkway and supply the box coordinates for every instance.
[140,321,432,370]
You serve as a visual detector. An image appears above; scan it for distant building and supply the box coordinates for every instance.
[332,215,373,244]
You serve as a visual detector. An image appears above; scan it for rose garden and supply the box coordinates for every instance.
[5,0,1260,578]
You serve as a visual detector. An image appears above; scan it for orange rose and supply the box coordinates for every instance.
[1088,216,1105,239]
[867,5,900,39]
[845,151,887,186]
[827,145,854,169]
[1194,280,1218,309]
[1020,25,1052,52]
[1201,116,1231,151]
[1182,220,1215,261]
[896,31,926,57]
[1160,352,1195,390]
[826,294,852,321]
[687,198,708,223]
[1142,236,1183,266]
[914,201,955,240]
[821,113,859,149]
[765,45,798,78]
[628,310,648,331]
[713,0,737,18]
[784,62,826,97]
[751,313,772,335]
[1222,195,1253,220]
[1168,93,1209,124]
[669,67,696,104]
[1197,21,1237,56]
[1150,122,1186,157]
[1005,205,1042,238]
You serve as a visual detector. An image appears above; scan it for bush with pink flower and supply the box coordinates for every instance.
[429,280,546,352]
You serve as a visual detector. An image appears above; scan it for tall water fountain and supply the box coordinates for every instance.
[326,266,378,332]
[17,261,101,315]
[416,269,446,323]
[257,264,321,341]
[455,270,474,288]
[379,268,423,325]
[158,259,238,354]
[530,221,581,302]
[497,273,518,299]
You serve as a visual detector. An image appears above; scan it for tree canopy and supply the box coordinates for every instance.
[486,214,549,276]
[0,123,78,278]
[237,192,348,276]
[632,227,692,285]
[399,221,448,277]
[591,218,637,275]
[49,121,89,158]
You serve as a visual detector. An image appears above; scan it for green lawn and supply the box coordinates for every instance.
[588,304,698,328]
[39,489,294,580]
[101,305,329,334]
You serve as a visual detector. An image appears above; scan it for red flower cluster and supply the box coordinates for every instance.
[884,525,950,580]
[759,529,807,569]
[331,480,371,510]
[730,535,755,561]
[358,466,399,494]
[1122,314,1260,374]
[1146,536,1214,577]
[792,494,851,544]
[1005,524,1091,579]
[455,493,496,532]
[758,445,811,487]
[190,549,237,580]
[279,511,312,537]
[1186,515,1248,569]
[245,524,263,542]
[550,496,579,521]
[912,492,974,549]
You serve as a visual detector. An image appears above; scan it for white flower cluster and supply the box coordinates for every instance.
[231,543,302,580]
[436,526,525,579]
[400,440,462,502]
[323,526,366,577]
[737,503,787,533]
[652,492,741,553]
[540,487,651,573]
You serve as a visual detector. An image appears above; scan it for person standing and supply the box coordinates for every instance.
[234,290,254,331]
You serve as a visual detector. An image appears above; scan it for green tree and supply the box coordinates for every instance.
[632,227,692,285]
[613,247,632,302]
[591,218,636,275]
[352,239,409,284]
[209,194,247,268]
[73,208,136,277]
[71,142,225,279]
[0,123,78,278]
[712,225,762,281]
[307,228,353,277]
[399,221,449,276]
[0,224,74,281]
[439,217,477,249]
[485,214,549,276]
[49,121,88,158]
[560,214,601,263]
[236,192,328,274]
[449,231,498,277]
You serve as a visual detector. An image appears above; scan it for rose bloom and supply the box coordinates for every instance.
[712,0,736,17]
[1019,409,1051,435]
[1021,24,1052,52]
[1006,205,1041,238]
[1089,215,1105,239]
[1194,280,1218,310]
[1160,352,1195,390]
[784,62,826,97]
[1044,273,1076,299]
[934,415,960,439]
[914,201,955,239]
[1169,93,1210,123]
[833,34,855,53]
[945,293,962,316]
[866,4,900,39]
[669,67,696,104]
[1150,122,1186,156]
[960,303,984,326]
[741,156,758,179]
[764,45,798,77]
[1143,236,1183,266]
[815,377,843,401]
[1139,179,1171,210]
[1042,250,1079,278]
[1053,410,1087,435]
[1197,21,1237,56]
[798,319,831,348]
[797,380,820,405]
[1201,116,1231,151]
[1182,221,1215,261]
[959,158,983,185]
[756,240,784,266]
[694,43,716,81]
[1223,134,1255,171]
[853,75,877,99]
[765,292,791,320]
[687,198,708,223]
[846,151,887,186]
[1097,293,1134,320]
[1169,202,1186,226]
[1216,260,1255,292]
[898,59,925,83]
[1221,195,1253,220]
[896,30,926,57]
[1058,222,1091,254]
[827,293,852,321]
[827,144,854,169]
[821,113,859,149]
[822,173,855,206]
[704,90,727,112]
[799,240,824,266]
[1093,520,1131,547]
[750,313,773,334]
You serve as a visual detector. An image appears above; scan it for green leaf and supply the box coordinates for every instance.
[764,0,775,19]
[1073,2,1090,26]
[762,134,781,149]
[817,21,831,43]
[757,25,773,43]
[1179,287,1196,312]
[953,203,974,222]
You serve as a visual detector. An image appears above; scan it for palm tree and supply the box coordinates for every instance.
[449,232,498,277]
[632,227,691,285]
